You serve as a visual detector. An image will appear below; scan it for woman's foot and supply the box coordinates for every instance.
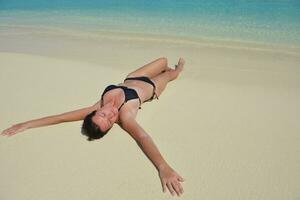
[175,57,185,73]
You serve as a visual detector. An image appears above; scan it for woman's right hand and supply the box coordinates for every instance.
[1,123,28,137]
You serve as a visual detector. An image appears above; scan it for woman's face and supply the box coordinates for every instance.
[92,106,118,131]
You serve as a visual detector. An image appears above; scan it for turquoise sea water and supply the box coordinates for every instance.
[0,0,300,46]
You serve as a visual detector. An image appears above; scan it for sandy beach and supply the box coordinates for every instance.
[0,26,300,200]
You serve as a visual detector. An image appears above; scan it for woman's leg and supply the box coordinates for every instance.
[151,58,185,97]
[127,57,170,79]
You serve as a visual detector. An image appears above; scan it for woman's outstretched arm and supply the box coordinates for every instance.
[1,101,101,137]
[121,117,184,197]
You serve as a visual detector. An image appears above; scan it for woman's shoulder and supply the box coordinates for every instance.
[117,107,138,126]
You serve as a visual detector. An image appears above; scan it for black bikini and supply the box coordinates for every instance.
[101,76,158,110]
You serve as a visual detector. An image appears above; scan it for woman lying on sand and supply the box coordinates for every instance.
[1,57,185,197]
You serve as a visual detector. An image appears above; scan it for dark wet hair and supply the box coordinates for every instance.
[81,110,110,141]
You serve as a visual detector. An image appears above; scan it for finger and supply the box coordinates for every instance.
[9,128,20,135]
[160,180,166,193]
[2,129,11,136]
[9,132,18,136]
[5,129,16,136]
[7,127,19,136]
[166,182,175,196]
[6,127,14,133]
[1,128,11,134]
[163,183,167,193]
[178,182,184,194]
[171,181,180,196]
[178,175,185,182]
[5,129,14,135]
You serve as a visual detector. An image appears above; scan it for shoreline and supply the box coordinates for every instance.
[1,24,300,57]
[1,6,300,48]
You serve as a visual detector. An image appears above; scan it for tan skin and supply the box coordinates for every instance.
[2,57,185,197]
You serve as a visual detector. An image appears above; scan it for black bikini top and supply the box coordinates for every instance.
[101,85,142,110]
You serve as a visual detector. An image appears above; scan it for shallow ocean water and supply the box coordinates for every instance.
[0,0,300,46]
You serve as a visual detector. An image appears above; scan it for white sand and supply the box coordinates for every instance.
[0,26,300,200]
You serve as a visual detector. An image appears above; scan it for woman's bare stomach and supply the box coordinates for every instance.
[119,79,154,103]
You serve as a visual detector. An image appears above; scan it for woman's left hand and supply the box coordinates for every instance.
[1,122,29,137]
[158,164,185,197]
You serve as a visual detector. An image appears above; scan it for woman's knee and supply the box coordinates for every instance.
[157,57,168,66]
